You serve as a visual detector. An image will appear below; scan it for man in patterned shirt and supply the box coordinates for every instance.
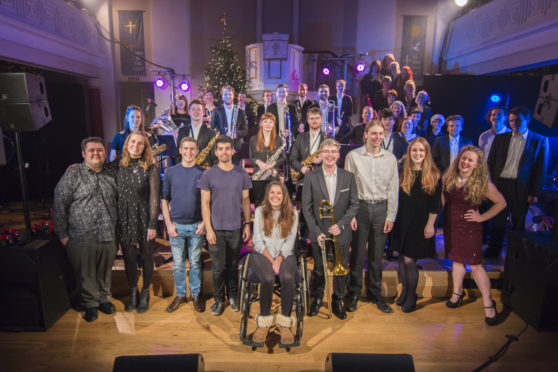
[54,137,118,322]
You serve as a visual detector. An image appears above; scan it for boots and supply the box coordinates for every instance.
[276,314,295,345]
[396,286,408,306]
[251,314,274,344]
[125,287,139,312]
[137,288,150,313]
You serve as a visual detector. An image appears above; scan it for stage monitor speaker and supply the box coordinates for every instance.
[0,238,70,331]
[534,73,558,128]
[113,354,204,372]
[0,72,51,132]
[325,353,415,372]
[502,231,558,331]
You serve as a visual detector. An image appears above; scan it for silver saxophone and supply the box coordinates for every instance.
[252,141,287,181]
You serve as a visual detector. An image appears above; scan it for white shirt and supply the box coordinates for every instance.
[309,130,321,154]
[382,133,394,153]
[224,105,234,133]
[277,102,287,132]
[501,130,529,179]
[478,126,510,159]
[449,135,460,166]
[323,166,338,204]
[191,122,202,140]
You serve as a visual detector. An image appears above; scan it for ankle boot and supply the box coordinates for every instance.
[125,287,139,312]
[396,286,408,306]
[137,288,150,313]
[251,314,274,344]
[276,314,295,345]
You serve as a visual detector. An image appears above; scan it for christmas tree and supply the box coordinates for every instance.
[202,13,247,104]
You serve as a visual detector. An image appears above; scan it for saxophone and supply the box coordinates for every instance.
[195,129,219,169]
[290,143,324,182]
[252,142,287,181]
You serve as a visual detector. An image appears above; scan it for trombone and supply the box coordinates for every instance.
[318,200,350,318]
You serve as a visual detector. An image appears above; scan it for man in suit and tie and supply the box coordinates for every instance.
[267,83,301,145]
[317,84,335,135]
[329,80,353,138]
[293,83,316,133]
[256,89,273,124]
[432,115,473,173]
[302,139,359,319]
[175,100,217,166]
[211,85,247,163]
[485,106,549,258]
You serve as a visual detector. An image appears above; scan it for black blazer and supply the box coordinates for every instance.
[175,123,216,164]
[329,94,353,136]
[432,135,473,173]
[267,102,301,137]
[301,167,359,247]
[249,135,286,178]
[390,133,409,160]
[210,105,247,151]
[292,98,317,128]
[256,104,271,124]
[487,131,549,199]
[290,130,330,175]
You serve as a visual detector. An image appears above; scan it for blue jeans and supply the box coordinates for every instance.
[169,223,204,297]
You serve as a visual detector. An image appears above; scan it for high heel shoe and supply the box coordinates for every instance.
[484,299,498,326]
[396,286,408,307]
[445,290,465,308]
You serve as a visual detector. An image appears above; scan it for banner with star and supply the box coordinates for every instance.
[118,10,146,75]
[401,15,428,79]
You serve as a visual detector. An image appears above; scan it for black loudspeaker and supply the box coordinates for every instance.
[502,231,558,331]
[534,73,558,128]
[325,353,415,372]
[0,72,52,131]
[113,354,204,372]
[0,238,70,331]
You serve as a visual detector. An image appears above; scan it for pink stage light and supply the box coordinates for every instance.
[179,81,190,92]
[355,62,366,72]
[322,67,330,76]
[155,78,165,88]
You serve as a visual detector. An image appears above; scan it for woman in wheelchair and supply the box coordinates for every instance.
[250,181,299,345]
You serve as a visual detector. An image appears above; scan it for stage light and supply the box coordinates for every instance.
[455,0,468,7]
[322,67,330,76]
[355,62,366,73]
[154,77,165,88]
[179,80,190,92]
[490,94,501,103]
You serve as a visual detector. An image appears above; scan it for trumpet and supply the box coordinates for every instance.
[318,199,350,318]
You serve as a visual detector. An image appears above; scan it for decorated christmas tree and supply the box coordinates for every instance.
[202,13,247,103]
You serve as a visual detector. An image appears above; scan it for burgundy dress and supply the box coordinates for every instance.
[443,186,483,265]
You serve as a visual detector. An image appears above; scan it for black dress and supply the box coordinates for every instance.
[116,158,160,245]
[392,171,442,259]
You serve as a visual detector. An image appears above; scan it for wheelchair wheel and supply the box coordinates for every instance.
[298,254,309,316]
[238,254,252,314]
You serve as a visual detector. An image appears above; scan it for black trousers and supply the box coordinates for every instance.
[65,239,117,308]
[250,252,297,316]
[208,229,242,302]
[121,241,154,290]
[348,201,388,300]
[311,240,349,302]
[488,178,528,255]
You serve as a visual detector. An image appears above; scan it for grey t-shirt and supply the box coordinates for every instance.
[198,164,252,231]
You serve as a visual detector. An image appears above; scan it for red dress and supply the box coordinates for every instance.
[443,186,483,265]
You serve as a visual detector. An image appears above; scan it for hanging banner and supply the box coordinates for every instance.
[118,10,146,76]
[400,15,428,79]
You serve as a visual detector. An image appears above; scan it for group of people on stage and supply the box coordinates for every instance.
[53,74,549,347]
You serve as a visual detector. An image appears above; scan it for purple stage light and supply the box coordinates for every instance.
[322,67,330,76]
[155,78,165,88]
[179,81,190,92]
[355,62,366,72]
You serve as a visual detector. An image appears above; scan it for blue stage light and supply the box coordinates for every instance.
[490,94,501,103]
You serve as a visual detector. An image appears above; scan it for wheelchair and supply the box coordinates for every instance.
[238,249,310,350]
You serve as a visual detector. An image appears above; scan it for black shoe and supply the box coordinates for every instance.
[446,290,466,308]
[166,296,186,313]
[332,300,347,319]
[346,295,359,312]
[193,295,206,313]
[395,287,408,307]
[98,301,116,314]
[83,307,98,322]
[229,297,239,312]
[485,299,498,326]
[401,294,417,313]
[137,288,150,313]
[210,300,224,316]
[370,297,393,313]
[308,298,322,316]
[125,287,139,312]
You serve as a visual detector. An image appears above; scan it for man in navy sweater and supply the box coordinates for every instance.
[162,137,206,313]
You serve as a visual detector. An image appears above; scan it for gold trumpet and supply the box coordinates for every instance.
[318,200,350,318]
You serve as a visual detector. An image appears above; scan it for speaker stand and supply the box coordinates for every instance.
[15,131,32,242]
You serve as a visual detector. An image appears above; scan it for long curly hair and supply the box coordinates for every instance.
[120,131,154,171]
[256,113,277,153]
[443,145,488,206]
[400,137,440,196]
[261,181,295,239]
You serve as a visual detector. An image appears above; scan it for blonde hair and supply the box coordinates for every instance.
[400,138,440,196]
[443,145,488,206]
[120,131,155,171]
